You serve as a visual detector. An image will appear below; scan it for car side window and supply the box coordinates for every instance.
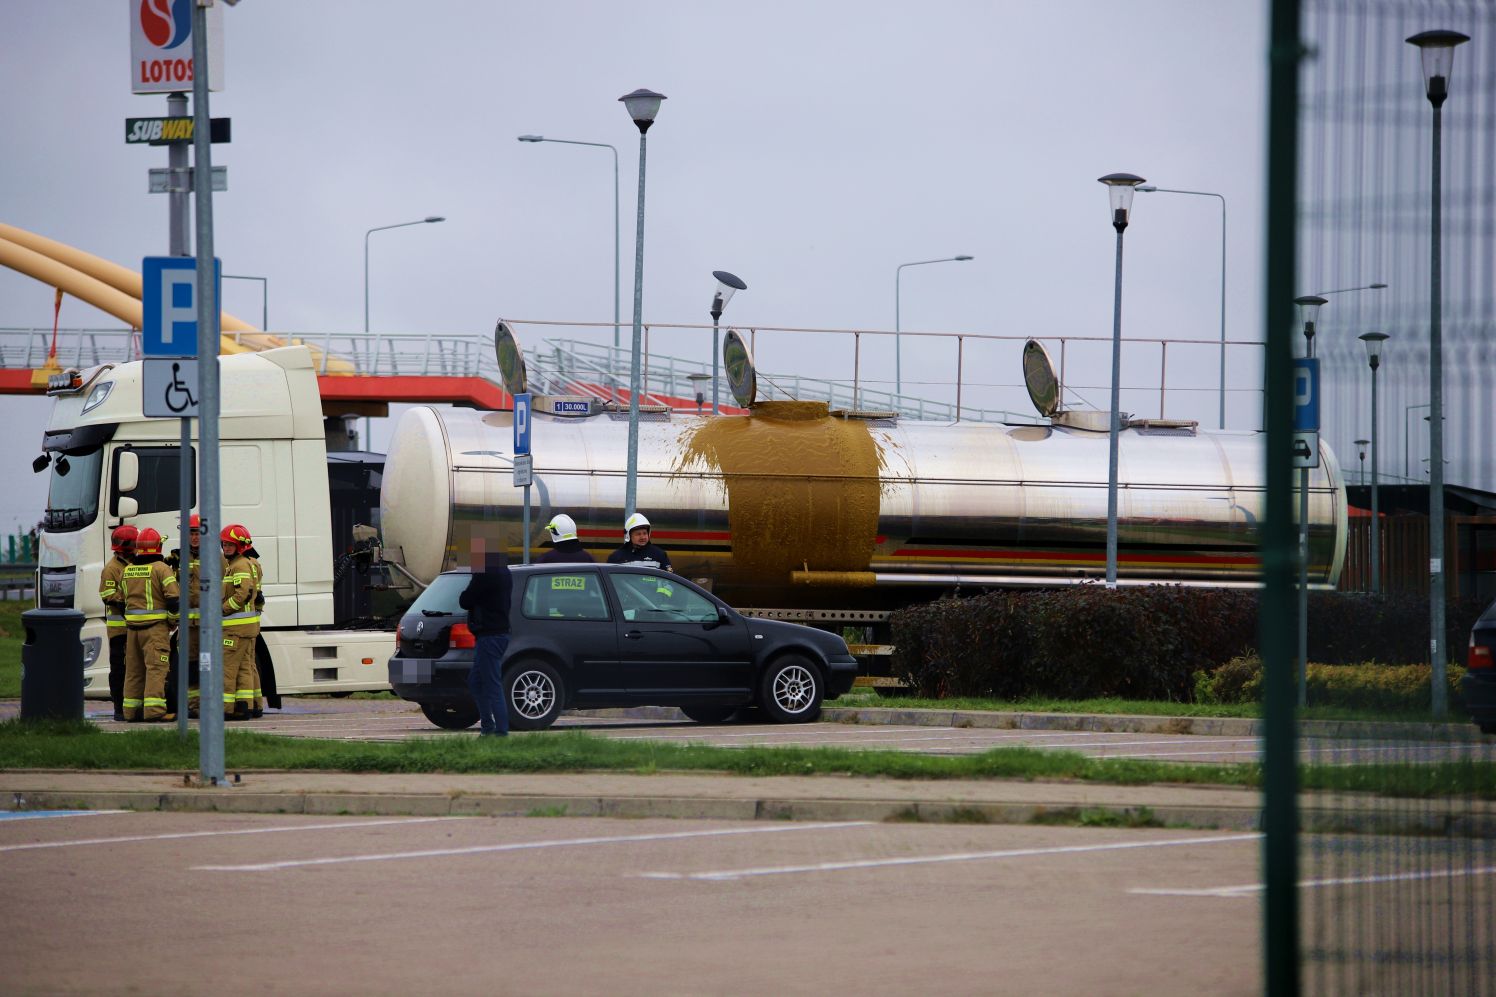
[613,572,718,623]
[522,573,610,621]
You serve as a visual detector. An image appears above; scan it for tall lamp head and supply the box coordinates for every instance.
[710,270,747,320]
[1407,30,1470,107]
[1294,295,1328,344]
[1359,331,1389,371]
[1098,173,1146,232]
[619,89,667,133]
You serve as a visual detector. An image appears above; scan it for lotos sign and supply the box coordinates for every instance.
[130,0,224,94]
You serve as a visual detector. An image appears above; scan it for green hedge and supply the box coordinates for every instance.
[1196,656,1468,713]
[890,586,1485,702]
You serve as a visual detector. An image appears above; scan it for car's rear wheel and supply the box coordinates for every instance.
[758,655,823,723]
[421,702,479,730]
[505,660,564,730]
[680,705,737,724]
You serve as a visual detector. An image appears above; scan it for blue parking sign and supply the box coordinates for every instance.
[1292,358,1319,433]
[141,256,219,357]
[513,392,532,456]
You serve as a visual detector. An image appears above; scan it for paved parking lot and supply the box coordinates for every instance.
[71,697,1480,766]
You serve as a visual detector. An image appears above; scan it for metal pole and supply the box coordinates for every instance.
[1370,359,1381,593]
[191,3,225,785]
[711,312,720,415]
[895,269,902,398]
[1299,465,1309,707]
[1105,229,1125,588]
[624,130,648,520]
[168,91,192,740]
[522,484,531,565]
[1429,100,1447,716]
[1217,197,1227,430]
[611,146,620,354]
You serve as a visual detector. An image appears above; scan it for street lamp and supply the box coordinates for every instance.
[619,88,666,521]
[1408,28,1468,717]
[1359,331,1389,593]
[1311,282,1388,296]
[223,274,268,330]
[363,216,444,445]
[894,255,973,400]
[1098,173,1145,588]
[1293,294,1327,706]
[1137,186,1227,428]
[517,135,621,353]
[1354,439,1370,486]
[709,271,747,414]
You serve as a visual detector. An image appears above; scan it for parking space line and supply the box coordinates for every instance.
[0,810,127,823]
[193,821,876,872]
[0,816,466,853]
[1130,864,1496,898]
[637,832,1262,881]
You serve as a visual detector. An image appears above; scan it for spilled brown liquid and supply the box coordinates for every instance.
[674,401,884,585]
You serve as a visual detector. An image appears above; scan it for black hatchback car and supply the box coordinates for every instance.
[389,563,860,731]
[1464,598,1496,735]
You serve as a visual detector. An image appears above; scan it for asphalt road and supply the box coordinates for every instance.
[65,697,1481,767]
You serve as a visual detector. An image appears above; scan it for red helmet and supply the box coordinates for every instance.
[136,528,163,556]
[110,524,139,553]
[220,523,252,554]
[189,513,201,530]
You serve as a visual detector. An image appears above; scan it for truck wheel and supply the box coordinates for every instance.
[680,705,737,724]
[758,655,823,724]
[505,660,564,730]
[421,702,478,730]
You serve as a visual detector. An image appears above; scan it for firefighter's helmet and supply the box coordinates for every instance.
[624,512,651,538]
[544,514,578,543]
[189,513,201,530]
[221,523,252,554]
[135,527,164,556]
[110,524,139,553]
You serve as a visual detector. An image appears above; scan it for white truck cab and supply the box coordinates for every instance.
[35,346,397,698]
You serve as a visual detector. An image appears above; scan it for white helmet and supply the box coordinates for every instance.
[624,512,651,538]
[545,513,578,543]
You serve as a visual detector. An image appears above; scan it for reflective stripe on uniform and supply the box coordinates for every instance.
[223,610,259,627]
[143,697,168,708]
[123,697,143,708]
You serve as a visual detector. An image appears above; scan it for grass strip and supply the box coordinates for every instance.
[2,720,1491,799]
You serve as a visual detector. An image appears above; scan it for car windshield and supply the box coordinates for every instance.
[44,446,103,531]
[408,571,470,616]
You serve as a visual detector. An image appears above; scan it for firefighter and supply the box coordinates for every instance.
[242,536,269,716]
[98,524,138,722]
[536,513,595,563]
[607,512,673,572]
[121,527,179,722]
[220,524,260,720]
[169,514,205,718]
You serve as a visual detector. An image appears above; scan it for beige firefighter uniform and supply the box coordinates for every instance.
[122,558,179,721]
[222,552,261,718]
[98,551,131,716]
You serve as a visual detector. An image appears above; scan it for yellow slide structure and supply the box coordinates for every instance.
[0,223,348,370]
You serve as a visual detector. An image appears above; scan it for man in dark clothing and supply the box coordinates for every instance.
[457,533,513,736]
[535,513,595,564]
[606,512,673,573]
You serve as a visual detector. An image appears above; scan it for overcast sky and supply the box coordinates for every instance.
[0,0,1270,535]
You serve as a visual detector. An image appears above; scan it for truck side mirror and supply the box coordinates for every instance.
[117,497,138,518]
[116,451,139,493]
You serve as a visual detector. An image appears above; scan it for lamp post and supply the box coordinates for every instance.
[1354,439,1369,486]
[1359,332,1389,593]
[619,88,665,521]
[1137,186,1227,428]
[1408,28,1468,717]
[223,274,267,330]
[364,216,445,348]
[1293,294,1326,706]
[894,255,973,400]
[1098,173,1145,589]
[708,271,747,414]
[518,135,621,353]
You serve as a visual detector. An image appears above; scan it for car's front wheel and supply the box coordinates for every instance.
[758,655,823,723]
[505,660,565,730]
[421,702,479,730]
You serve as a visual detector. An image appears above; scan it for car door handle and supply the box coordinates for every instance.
[624,630,644,639]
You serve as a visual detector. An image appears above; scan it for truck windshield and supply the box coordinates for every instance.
[44,447,103,531]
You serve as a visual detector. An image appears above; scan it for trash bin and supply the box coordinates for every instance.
[20,608,86,721]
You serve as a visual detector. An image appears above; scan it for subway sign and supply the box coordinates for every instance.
[125,117,232,145]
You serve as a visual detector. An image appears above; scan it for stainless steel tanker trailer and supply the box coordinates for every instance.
[379,336,1346,610]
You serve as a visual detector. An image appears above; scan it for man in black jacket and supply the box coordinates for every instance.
[458,531,513,736]
[607,512,672,573]
[536,513,595,564]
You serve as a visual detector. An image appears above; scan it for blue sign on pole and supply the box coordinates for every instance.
[141,256,219,358]
[513,392,532,456]
[1292,358,1320,432]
